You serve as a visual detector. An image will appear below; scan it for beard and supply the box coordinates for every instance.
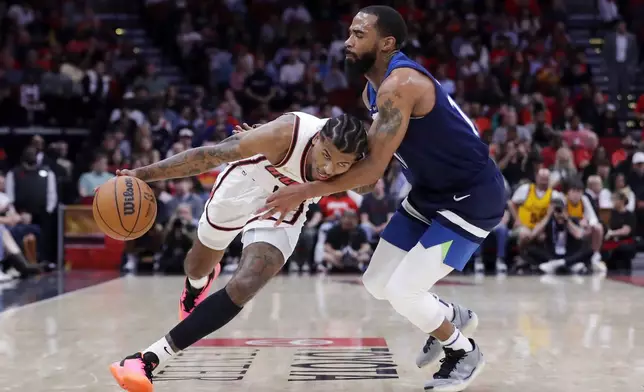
[344,51,377,79]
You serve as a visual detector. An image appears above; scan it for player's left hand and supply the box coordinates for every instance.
[257,183,311,226]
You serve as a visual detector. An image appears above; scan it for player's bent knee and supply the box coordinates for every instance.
[225,242,285,306]
[362,272,387,300]
[383,279,444,332]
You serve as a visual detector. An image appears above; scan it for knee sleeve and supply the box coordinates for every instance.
[383,243,453,333]
[362,239,407,300]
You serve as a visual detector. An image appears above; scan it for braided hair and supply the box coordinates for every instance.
[320,114,369,161]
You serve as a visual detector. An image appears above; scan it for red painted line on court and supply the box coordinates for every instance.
[610,275,644,287]
[194,337,388,347]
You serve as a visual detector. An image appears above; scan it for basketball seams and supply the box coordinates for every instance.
[125,178,144,239]
[94,187,130,238]
[113,176,129,234]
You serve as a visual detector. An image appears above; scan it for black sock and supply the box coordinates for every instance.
[169,287,242,351]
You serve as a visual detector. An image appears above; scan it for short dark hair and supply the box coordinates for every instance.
[360,5,408,50]
[320,114,369,161]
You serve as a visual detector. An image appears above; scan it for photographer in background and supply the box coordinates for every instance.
[323,210,371,274]
[159,203,197,274]
[523,198,592,274]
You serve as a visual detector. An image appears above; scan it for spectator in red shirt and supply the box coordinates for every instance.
[318,191,358,219]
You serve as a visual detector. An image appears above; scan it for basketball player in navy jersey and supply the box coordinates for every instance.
[261,6,506,391]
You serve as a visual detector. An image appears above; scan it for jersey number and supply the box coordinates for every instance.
[436,80,479,137]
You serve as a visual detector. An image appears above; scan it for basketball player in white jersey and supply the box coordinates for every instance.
[109,112,369,392]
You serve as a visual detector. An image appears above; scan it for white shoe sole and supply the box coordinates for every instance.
[424,358,486,391]
[416,311,480,369]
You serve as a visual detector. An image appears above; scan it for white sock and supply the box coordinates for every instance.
[144,336,176,365]
[189,276,208,289]
[432,293,455,321]
[440,328,473,352]
[592,252,601,263]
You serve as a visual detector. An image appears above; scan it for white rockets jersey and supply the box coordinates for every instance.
[203,112,327,231]
[235,111,326,202]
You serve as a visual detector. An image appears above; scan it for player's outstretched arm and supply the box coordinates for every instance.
[121,115,294,182]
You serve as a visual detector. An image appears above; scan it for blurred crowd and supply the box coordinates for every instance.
[3,0,644,278]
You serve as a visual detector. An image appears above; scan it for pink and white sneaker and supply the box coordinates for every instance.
[179,264,221,320]
[109,352,156,392]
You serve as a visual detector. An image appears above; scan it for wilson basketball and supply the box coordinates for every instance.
[92,176,157,241]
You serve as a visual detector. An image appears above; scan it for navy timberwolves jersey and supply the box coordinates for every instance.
[367,52,495,196]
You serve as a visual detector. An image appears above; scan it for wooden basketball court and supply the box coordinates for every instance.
[0,272,642,391]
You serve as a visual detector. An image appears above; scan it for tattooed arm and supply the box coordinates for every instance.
[352,183,377,194]
[128,115,295,182]
[301,70,420,198]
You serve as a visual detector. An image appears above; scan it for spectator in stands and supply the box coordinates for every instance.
[603,21,639,112]
[359,179,395,244]
[166,178,203,219]
[528,198,591,274]
[510,168,562,249]
[134,63,167,97]
[313,191,359,266]
[323,210,371,274]
[613,172,636,211]
[158,203,197,274]
[604,191,636,271]
[565,180,606,272]
[550,147,578,187]
[243,57,278,113]
[5,145,57,267]
[78,153,114,199]
[585,175,613,211]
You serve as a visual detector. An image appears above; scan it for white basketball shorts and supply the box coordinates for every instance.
[197,162,307,260]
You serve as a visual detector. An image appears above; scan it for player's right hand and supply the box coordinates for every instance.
[116,169,137,177]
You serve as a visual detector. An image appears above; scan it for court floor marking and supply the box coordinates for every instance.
[0,274,125,315]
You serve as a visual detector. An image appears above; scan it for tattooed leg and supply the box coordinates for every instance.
[148,241,285,356]
[226,242,285,305]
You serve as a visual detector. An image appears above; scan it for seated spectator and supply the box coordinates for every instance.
[612,172,636,212]
[158,203,197,274]
[603,191,636,271]
[313,191,360,264]
[166,178,203,219]
[323,211,371,274]
[585,175,613,211]
[359,179,395,244]
[78,153,114,199]
[524,198,592,274]
[564,179,605,272]
[0,173,39,266]
[510,168,562,249]
[550,146,577,188]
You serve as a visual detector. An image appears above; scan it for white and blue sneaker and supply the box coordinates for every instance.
[416,304,479,368]
[424,338,485,391]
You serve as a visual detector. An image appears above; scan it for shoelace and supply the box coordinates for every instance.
[181,271,214,312]
[434,348,465,379]
[181,285,199,312]
[120,353,155,382]
[422,336,436,353]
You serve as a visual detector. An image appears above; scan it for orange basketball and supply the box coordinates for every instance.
[92,176,157,241]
